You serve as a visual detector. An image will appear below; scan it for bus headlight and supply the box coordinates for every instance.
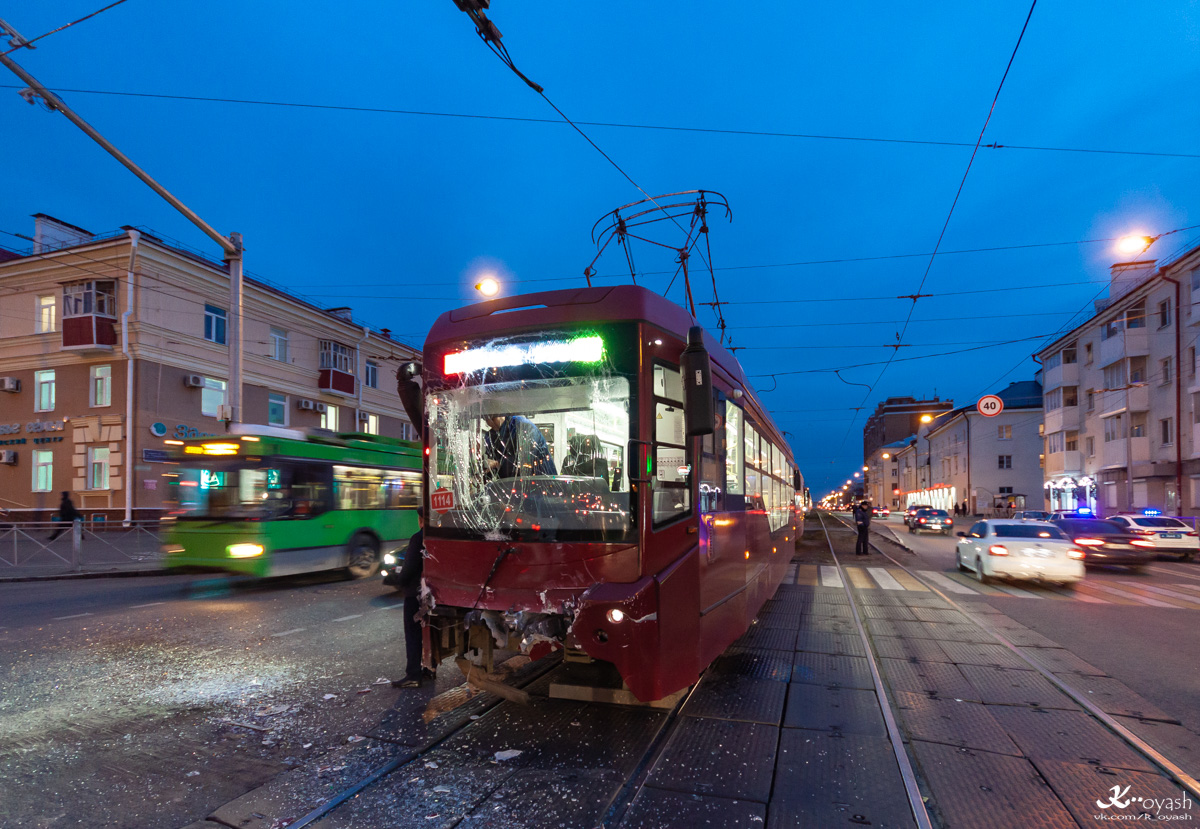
[228,543,264,558]
[383,553,397,566]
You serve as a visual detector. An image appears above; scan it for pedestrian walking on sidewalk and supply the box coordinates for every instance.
[47,492,81,541]
[392,509,432,689]
[853,501,871,555]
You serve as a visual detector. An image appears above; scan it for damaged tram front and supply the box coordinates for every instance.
[407,286,798,702]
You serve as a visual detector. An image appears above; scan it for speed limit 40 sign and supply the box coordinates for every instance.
[977,395,1004,417]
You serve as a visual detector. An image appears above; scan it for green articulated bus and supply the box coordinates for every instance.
[161,425,422,578]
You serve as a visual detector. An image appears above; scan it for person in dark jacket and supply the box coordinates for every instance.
[854,501,871,555]
[48,492,81,541]
[392,510,429,689]
[483,415,556,479]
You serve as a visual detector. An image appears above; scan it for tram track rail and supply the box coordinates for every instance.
[821,510,1200,806]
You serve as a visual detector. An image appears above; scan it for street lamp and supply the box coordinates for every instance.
[920,414,933,424]
[1117,234,1155,256]
[862,465,869,471]
[475,276,501,297]
[882,453,890,460]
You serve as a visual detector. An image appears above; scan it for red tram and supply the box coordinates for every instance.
[401,285,803,702]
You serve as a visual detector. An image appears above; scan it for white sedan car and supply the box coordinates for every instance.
[1106,514,1198,561]
[955,520,1085,586]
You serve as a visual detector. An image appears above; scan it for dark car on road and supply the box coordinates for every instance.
[904,504,933,528]
[910,508,953,535]
[1052,518,1157,571]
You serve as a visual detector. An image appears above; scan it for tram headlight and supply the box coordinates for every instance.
[228,543,264,558]
[606,608,626,624]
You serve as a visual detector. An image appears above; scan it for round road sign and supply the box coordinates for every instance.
[977,395,1004,417]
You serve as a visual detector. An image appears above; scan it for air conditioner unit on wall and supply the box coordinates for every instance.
[314,402,328,414]
[297,399,315,411]
[357,411,370,422]
[184,374,204,388]
[0,451,16,465]
[0,377,19,393]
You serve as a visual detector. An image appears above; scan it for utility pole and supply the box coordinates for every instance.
[0,17,244,423]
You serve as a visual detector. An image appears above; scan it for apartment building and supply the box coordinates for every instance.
[0,214,419,520]
[862,396,954,460]
[865,439,906,509]
[1037,243,1200,517]
[891,381,1044,515]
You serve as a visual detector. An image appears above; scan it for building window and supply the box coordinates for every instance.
[364,413,379,435]
[1126,300,1146,329]
[1086,436,1095,456]
[88,446,110,490]
[1161,417,1175,446]
[319,340,353,372]
[1085,342,1093,364]
[1189,347,1196,379]
[998,455,1012,469]
[270,327,289,362]
[32,450,53,492]
[1104,414,1125,443]
[1063,345,1077,364]
[1130,412,1147,437]
[1066,431,1078,452]
[1161,357,1172,385]
[1045,388,1062,412]
[34,370,55,412]
[201,377,227,417]
[998,424,1012,440]
[1047,432,1064,454]
[1063,386,1078,407]
[400,422,415,441]
[1086,389,1094,411]
[1103,361,1126,389]
[36,295,56,333]
[268,392,287,426]
[90,364,112,407]
[364,360,378,389]
[62,280,116,317]
[999,486,1013,495]
[1159,298,1173,328]
[321,404,339,431]
[204,305,227,344]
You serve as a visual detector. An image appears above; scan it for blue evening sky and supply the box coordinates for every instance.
[2,1,1197,497]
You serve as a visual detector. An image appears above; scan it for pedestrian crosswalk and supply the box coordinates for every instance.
[786,562,1200,609]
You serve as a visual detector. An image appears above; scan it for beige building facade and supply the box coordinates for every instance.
[1038,244,1200,517]
[0,215,419,520]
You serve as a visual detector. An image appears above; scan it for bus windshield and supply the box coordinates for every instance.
[427,374,633,542]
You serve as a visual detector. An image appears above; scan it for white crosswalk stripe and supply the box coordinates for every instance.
[1080,583,1177,607]
[916,570,980,595]
[819,566,844,588]
[866,567,905,590]
[1117,582,1200,606]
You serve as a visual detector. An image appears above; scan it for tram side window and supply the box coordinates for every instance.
[725,402,743,496]
[654,400,691,524]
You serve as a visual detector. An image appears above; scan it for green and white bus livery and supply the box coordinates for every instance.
[161,425,422,579]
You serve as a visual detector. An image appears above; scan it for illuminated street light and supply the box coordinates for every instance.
[475,275,501,297]
[862,465,869,471]
[882,453,890,459]
[854,472,861,478]
[920,414,933,423]
[1117,234,1155,256]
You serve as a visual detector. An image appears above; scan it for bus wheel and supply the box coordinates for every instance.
[345,534,379,579]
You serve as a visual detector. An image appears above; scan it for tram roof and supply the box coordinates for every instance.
[426,284,751,391]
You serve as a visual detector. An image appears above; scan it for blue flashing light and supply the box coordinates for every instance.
[1143,508,1162,516]
[1077,507,1093,515]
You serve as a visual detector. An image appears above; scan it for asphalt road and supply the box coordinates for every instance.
[871,513,1200,735]
[0,571,418,829]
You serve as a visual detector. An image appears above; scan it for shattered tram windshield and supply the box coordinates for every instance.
[427,372,633,543]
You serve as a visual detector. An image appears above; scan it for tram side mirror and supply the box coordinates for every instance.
[395,361,423,433]
[680,326,714,437]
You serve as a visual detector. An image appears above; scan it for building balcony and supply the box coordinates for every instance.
[1043,361,1079,390]
[1044,450,1083,477]
[1043,406,1079,435]
[1099,384,1149,417]
[318,367,356,397]
[1098,327,1150,367]
[62,314,117,352]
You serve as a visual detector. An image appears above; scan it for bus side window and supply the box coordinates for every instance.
[292,464,332,518]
